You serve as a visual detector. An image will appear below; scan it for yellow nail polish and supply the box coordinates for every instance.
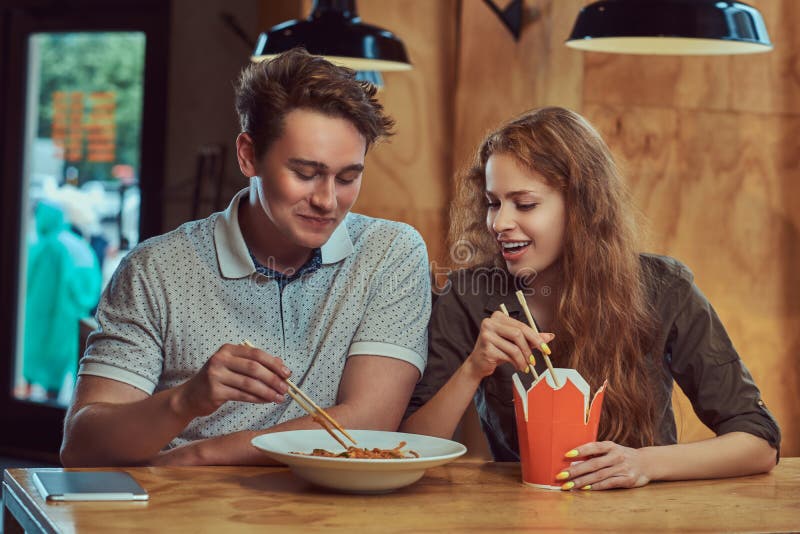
[561,481,575,491]
[540,343,551,355]
[581,485,592,491]
[523,366,529,374]
[555,471,570,480]
[565,449,579,458]
[529,354,537,366]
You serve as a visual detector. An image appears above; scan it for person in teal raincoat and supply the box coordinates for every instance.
[23,200,102,399]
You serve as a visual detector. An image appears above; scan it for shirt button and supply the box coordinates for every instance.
[757,399,765,407]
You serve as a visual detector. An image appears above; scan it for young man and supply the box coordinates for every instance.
[61,49,431,466]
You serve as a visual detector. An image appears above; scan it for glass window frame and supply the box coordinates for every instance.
[0,0,169,460]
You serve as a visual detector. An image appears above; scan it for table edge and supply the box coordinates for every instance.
[3,470,59,534]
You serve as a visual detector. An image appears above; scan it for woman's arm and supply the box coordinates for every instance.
[644,432,777,480]
[558,432,776,491]
[401,311,553,439]
[400,359,484,439]
[553,264,775,491]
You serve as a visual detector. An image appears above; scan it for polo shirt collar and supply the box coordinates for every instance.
[321,214,354,265]
[214,188,253,279]
[214,187,355,279]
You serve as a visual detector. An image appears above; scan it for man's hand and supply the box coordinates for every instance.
[60,343,292,467]
[150,354,422,467]
[175,344,292,418]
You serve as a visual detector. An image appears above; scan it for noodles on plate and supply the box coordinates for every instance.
[292,441,420,459]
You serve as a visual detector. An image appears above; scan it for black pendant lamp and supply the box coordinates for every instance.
[566,0,772,55]
[251,0,411,72]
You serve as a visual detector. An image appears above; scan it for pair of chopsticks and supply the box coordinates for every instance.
[241,340,357,449]
[499,303,538,378]
[499,291,561,387]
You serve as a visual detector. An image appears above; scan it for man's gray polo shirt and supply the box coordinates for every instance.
[79,188,431,447]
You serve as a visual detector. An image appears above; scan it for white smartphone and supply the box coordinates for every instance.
[33,471,149,501]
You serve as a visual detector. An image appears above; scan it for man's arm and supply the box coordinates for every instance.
[61,344,291,467]
[60,375,192,467]
[154,354,420,466]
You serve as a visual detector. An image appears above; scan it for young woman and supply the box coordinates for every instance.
[402,107,780,490]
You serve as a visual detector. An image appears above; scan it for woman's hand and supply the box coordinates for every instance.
[464,311,554,380]
[557,441,652,490]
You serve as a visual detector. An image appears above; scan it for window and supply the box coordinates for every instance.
[0,0,168,458]
[14,31,147,406]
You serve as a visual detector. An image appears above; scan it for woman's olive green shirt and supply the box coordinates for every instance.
[406,254,781,461]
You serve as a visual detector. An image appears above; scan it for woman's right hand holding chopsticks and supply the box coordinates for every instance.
[464,311,554,380]
[173,344,292,418]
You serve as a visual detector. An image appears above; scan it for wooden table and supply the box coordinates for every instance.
[4,459,800,533]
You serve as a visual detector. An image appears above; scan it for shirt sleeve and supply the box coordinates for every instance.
[347,226,431,376]
[78,250,165,394]
[666,277,781,455]
[404,282,476,418]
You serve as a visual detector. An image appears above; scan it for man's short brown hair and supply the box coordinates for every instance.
[235,48,394,159]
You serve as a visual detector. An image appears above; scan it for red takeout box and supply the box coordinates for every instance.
[512,369,607,489]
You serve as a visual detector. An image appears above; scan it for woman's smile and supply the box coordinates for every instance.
[499,240,532,261]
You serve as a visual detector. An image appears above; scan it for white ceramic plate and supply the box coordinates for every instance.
[251,429,467,493]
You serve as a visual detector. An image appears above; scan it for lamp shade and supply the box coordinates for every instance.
[566,0,772,55]
[251,0,411,71]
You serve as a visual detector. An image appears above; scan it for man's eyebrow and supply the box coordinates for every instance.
[288,158,328,171]
[338,163,364,173]
[288,158,364,174]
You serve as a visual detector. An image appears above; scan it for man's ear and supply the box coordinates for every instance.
[236,132,258,177]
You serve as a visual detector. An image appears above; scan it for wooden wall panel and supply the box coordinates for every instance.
[354,0,457,266]
[453,0,586,187]
[583,1,800,114]
[580,0,800,454]
[587,104,800,448]
[729,0,800,114]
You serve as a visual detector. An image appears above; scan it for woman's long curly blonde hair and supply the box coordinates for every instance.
[450,107,658,447]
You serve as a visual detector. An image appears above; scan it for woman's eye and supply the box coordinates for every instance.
[517,203,538,211]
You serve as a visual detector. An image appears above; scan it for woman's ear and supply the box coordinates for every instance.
[235,132,258,177]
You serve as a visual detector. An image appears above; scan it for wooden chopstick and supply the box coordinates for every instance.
[514,291,561,388]
[284,381,357,446]
[284,387,349,449]
[241,340,358,446]
[499,304,539,379]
